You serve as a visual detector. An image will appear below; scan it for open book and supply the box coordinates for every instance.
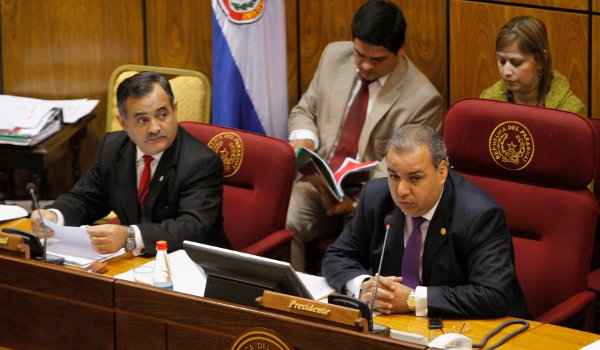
[295,147,378,202]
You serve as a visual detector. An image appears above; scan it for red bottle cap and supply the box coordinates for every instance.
[156,240,168,250]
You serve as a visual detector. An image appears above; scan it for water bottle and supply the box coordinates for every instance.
[152,240,173,290]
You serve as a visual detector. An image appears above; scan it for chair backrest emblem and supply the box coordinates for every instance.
[488,120,535,171]
[208,131,244,178]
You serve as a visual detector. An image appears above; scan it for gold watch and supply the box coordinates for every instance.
[406,290,416,312]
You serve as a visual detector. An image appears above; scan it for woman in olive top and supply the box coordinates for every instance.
[481,16,585,116]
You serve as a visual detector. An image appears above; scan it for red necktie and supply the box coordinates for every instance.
[137,155,154,206]
[329,79,373,171]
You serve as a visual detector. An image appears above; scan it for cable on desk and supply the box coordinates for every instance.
[472,319,529,349]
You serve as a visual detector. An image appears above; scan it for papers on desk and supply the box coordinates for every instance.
[44,220,125,268]
[581,339,600,349]
[0,94,98,146]
[115,250,335,300]
[0,204,28,221]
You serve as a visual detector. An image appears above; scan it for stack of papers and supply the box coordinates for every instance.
[0,95,98,146]
[44,220,125,268]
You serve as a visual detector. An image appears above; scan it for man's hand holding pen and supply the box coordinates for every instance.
[31,209,57,238]
[360,275,412,314]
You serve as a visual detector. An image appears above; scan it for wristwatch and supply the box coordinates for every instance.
[125,226,136,252]
[406,290,416,312]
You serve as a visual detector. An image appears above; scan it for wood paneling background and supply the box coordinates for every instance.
[487,0,587,10]
[1,0,599,196]
[0,0,144,195]
[593,16,600,116]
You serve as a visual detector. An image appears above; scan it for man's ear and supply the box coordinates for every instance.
[117,114,126,129]
[438,159,449,183]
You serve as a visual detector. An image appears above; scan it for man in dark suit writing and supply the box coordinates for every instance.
[322,125,528,318]
[32,72,228,255]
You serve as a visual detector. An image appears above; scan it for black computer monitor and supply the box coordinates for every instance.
[183,241,313,307]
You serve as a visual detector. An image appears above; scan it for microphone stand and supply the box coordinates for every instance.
[27,183,63,265]
[370,216,393,311]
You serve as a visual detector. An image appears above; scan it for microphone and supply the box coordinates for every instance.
[27,182,63,265]
[370,214,393,311]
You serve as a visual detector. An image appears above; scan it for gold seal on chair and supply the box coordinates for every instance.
[208,131,244,178]
[489,121,535,171]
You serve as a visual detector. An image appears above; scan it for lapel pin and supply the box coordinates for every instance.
[440,227,447,236]
[159,176,164,182]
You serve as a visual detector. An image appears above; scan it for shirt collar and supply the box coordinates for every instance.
[354,70,389,88]
[419,187,444,222]
[136,147,164,164]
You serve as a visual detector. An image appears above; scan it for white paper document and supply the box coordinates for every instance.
[115,250,335,301]
[44,220,125,267]
[115,250,207,296]
[581,339,600,349]
[0,94,98,129]
[0,204,29,222]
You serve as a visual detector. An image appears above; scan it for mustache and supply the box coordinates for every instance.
[145,131,167,142]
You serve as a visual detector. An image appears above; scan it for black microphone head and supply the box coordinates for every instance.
[384,214,393,228]
[26,182,37,194]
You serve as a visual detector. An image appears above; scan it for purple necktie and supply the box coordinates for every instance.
[402,216,426,289]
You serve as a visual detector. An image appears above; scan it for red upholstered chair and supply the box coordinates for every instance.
[444,99,598,328]
[586,119,600,299]
[181,121,295,257]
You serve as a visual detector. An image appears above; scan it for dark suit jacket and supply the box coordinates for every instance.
[51,126,228,255]
[322,171,528,318]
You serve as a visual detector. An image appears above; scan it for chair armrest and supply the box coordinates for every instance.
[588,268,600,292]
[242,229,294,257]
[536,291,595,325]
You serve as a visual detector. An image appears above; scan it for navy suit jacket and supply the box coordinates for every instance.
[322,171,528,318]
[51,126,228,255]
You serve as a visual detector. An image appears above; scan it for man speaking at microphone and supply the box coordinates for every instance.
[322,125,528,318]
[31,71,228,255]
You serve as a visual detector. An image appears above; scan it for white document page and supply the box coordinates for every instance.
[115,250,334,301]
[296,271,335,301]
[115,250,207,296]
[44,220,124,267]
[0,205,28,222]
[49,99,99,123]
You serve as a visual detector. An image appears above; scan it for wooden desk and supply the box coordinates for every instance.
[375,314,542,349]
[1,219,598,349]
[0,114,93,199]
[375,310,600,350]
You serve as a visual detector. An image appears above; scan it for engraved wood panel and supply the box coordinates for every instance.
[299,0,447,104]
[114,281,411,350]
[450,0,588,112]
[146,0,299,109]
[1,0,144,195]
[486,0,587,10]
[592,16,600,117]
